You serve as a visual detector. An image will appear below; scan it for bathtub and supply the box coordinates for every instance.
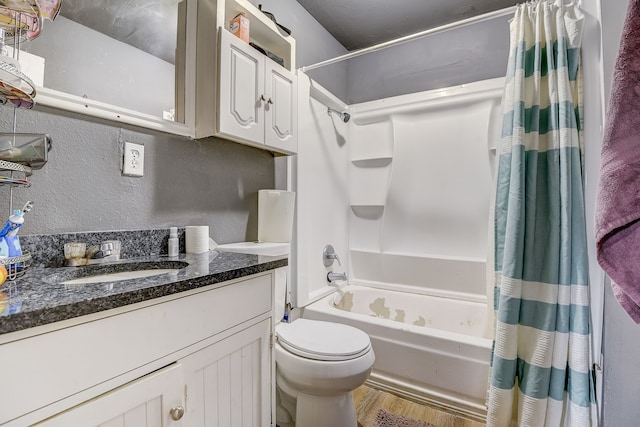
[303,284,493,421]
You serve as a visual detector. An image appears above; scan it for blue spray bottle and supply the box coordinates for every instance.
[0,209,24,238]
[0,202,31,259]
[1,210,23,258]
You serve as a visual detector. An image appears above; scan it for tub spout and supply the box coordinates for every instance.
[327,272,347,283]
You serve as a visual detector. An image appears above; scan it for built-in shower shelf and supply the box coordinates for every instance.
[349,248,381,254]
[350,205,384,219]
[351,157,392,167]
[349,249,488,297]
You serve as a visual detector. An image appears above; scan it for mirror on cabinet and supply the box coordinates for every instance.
[21,0,190,135]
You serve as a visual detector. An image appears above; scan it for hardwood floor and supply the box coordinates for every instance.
[354,385,486,427]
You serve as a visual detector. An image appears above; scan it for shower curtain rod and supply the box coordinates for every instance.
[300,5,517,72]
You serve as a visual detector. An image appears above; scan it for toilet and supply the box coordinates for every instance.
[273,300,375,427]
[217,189,375,427]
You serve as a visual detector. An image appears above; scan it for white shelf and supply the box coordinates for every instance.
[223,0,295,71]
[349,248,381,254]
[351,157,392,167]
[350,205,384,219]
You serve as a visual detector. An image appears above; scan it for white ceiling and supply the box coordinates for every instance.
[294,0,520,50]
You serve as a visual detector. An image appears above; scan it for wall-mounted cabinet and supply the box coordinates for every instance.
[183,0,298,155]
[218,29,297,154]
[26,0,298,155]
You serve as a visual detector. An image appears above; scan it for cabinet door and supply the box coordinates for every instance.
[218,29,265,145]
[181,319,271,427]
[264,61,297,153]
[35,364,184,427]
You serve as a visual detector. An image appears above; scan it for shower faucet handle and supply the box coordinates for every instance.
[323,244,341,267]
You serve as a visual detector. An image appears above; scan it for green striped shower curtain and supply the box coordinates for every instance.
[486,1,595,426]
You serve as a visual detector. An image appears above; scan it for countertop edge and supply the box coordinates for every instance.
[0,258,287,336]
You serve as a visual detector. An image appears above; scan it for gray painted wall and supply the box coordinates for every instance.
[0,106,274,244]
[345,15,511,104]
[599,1,639,425]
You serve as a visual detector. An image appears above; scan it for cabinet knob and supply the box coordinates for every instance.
[169,405,185,421]
[259,95,273,105]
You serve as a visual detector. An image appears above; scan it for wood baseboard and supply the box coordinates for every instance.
[365,372,487,423]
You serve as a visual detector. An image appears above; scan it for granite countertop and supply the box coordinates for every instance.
[0,250,288,336]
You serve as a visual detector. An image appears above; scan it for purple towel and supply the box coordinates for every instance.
[596,0,640,323]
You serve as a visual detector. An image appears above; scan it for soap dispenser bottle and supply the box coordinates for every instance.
[168,227,179,257]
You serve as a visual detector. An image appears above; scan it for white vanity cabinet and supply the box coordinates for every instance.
[1,272,275,427]
[36,320,272,427]
[218,29,297,154]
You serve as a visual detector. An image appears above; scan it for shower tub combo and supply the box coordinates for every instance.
[300,77,503,421]
[295,77,503,421]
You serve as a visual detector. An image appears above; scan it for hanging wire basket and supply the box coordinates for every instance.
[0,251,31,280]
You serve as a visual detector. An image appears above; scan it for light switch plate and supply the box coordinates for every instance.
[122,142,144,177]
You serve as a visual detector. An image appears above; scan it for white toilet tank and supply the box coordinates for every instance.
[258,190,295,243]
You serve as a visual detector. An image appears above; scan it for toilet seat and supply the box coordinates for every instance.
[276,319,372,361]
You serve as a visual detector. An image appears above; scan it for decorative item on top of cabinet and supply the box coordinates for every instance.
[0,0,60,283]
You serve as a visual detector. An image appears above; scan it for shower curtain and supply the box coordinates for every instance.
[486,1,595,426]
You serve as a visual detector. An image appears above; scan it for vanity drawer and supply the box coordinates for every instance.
[0,272,273,426]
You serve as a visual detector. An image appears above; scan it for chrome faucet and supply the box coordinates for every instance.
[65,240,122,266]
[327,271,347,283]
[86,240,121,261]
[323,244,341,267]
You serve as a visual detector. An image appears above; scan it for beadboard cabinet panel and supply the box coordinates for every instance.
[35,364,184,427]
[181,319,271,427]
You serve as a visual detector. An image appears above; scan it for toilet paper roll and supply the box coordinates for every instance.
[185,226,210,254]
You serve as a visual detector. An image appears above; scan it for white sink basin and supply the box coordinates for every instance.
[61,269,180,285]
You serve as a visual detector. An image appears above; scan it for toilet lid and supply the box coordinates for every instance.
[276,319,372,361]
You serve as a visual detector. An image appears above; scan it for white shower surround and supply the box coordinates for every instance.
[348,77,503,302]
[294,74,504,420]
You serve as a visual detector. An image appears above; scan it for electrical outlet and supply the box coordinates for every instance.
[122,142,144,177]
